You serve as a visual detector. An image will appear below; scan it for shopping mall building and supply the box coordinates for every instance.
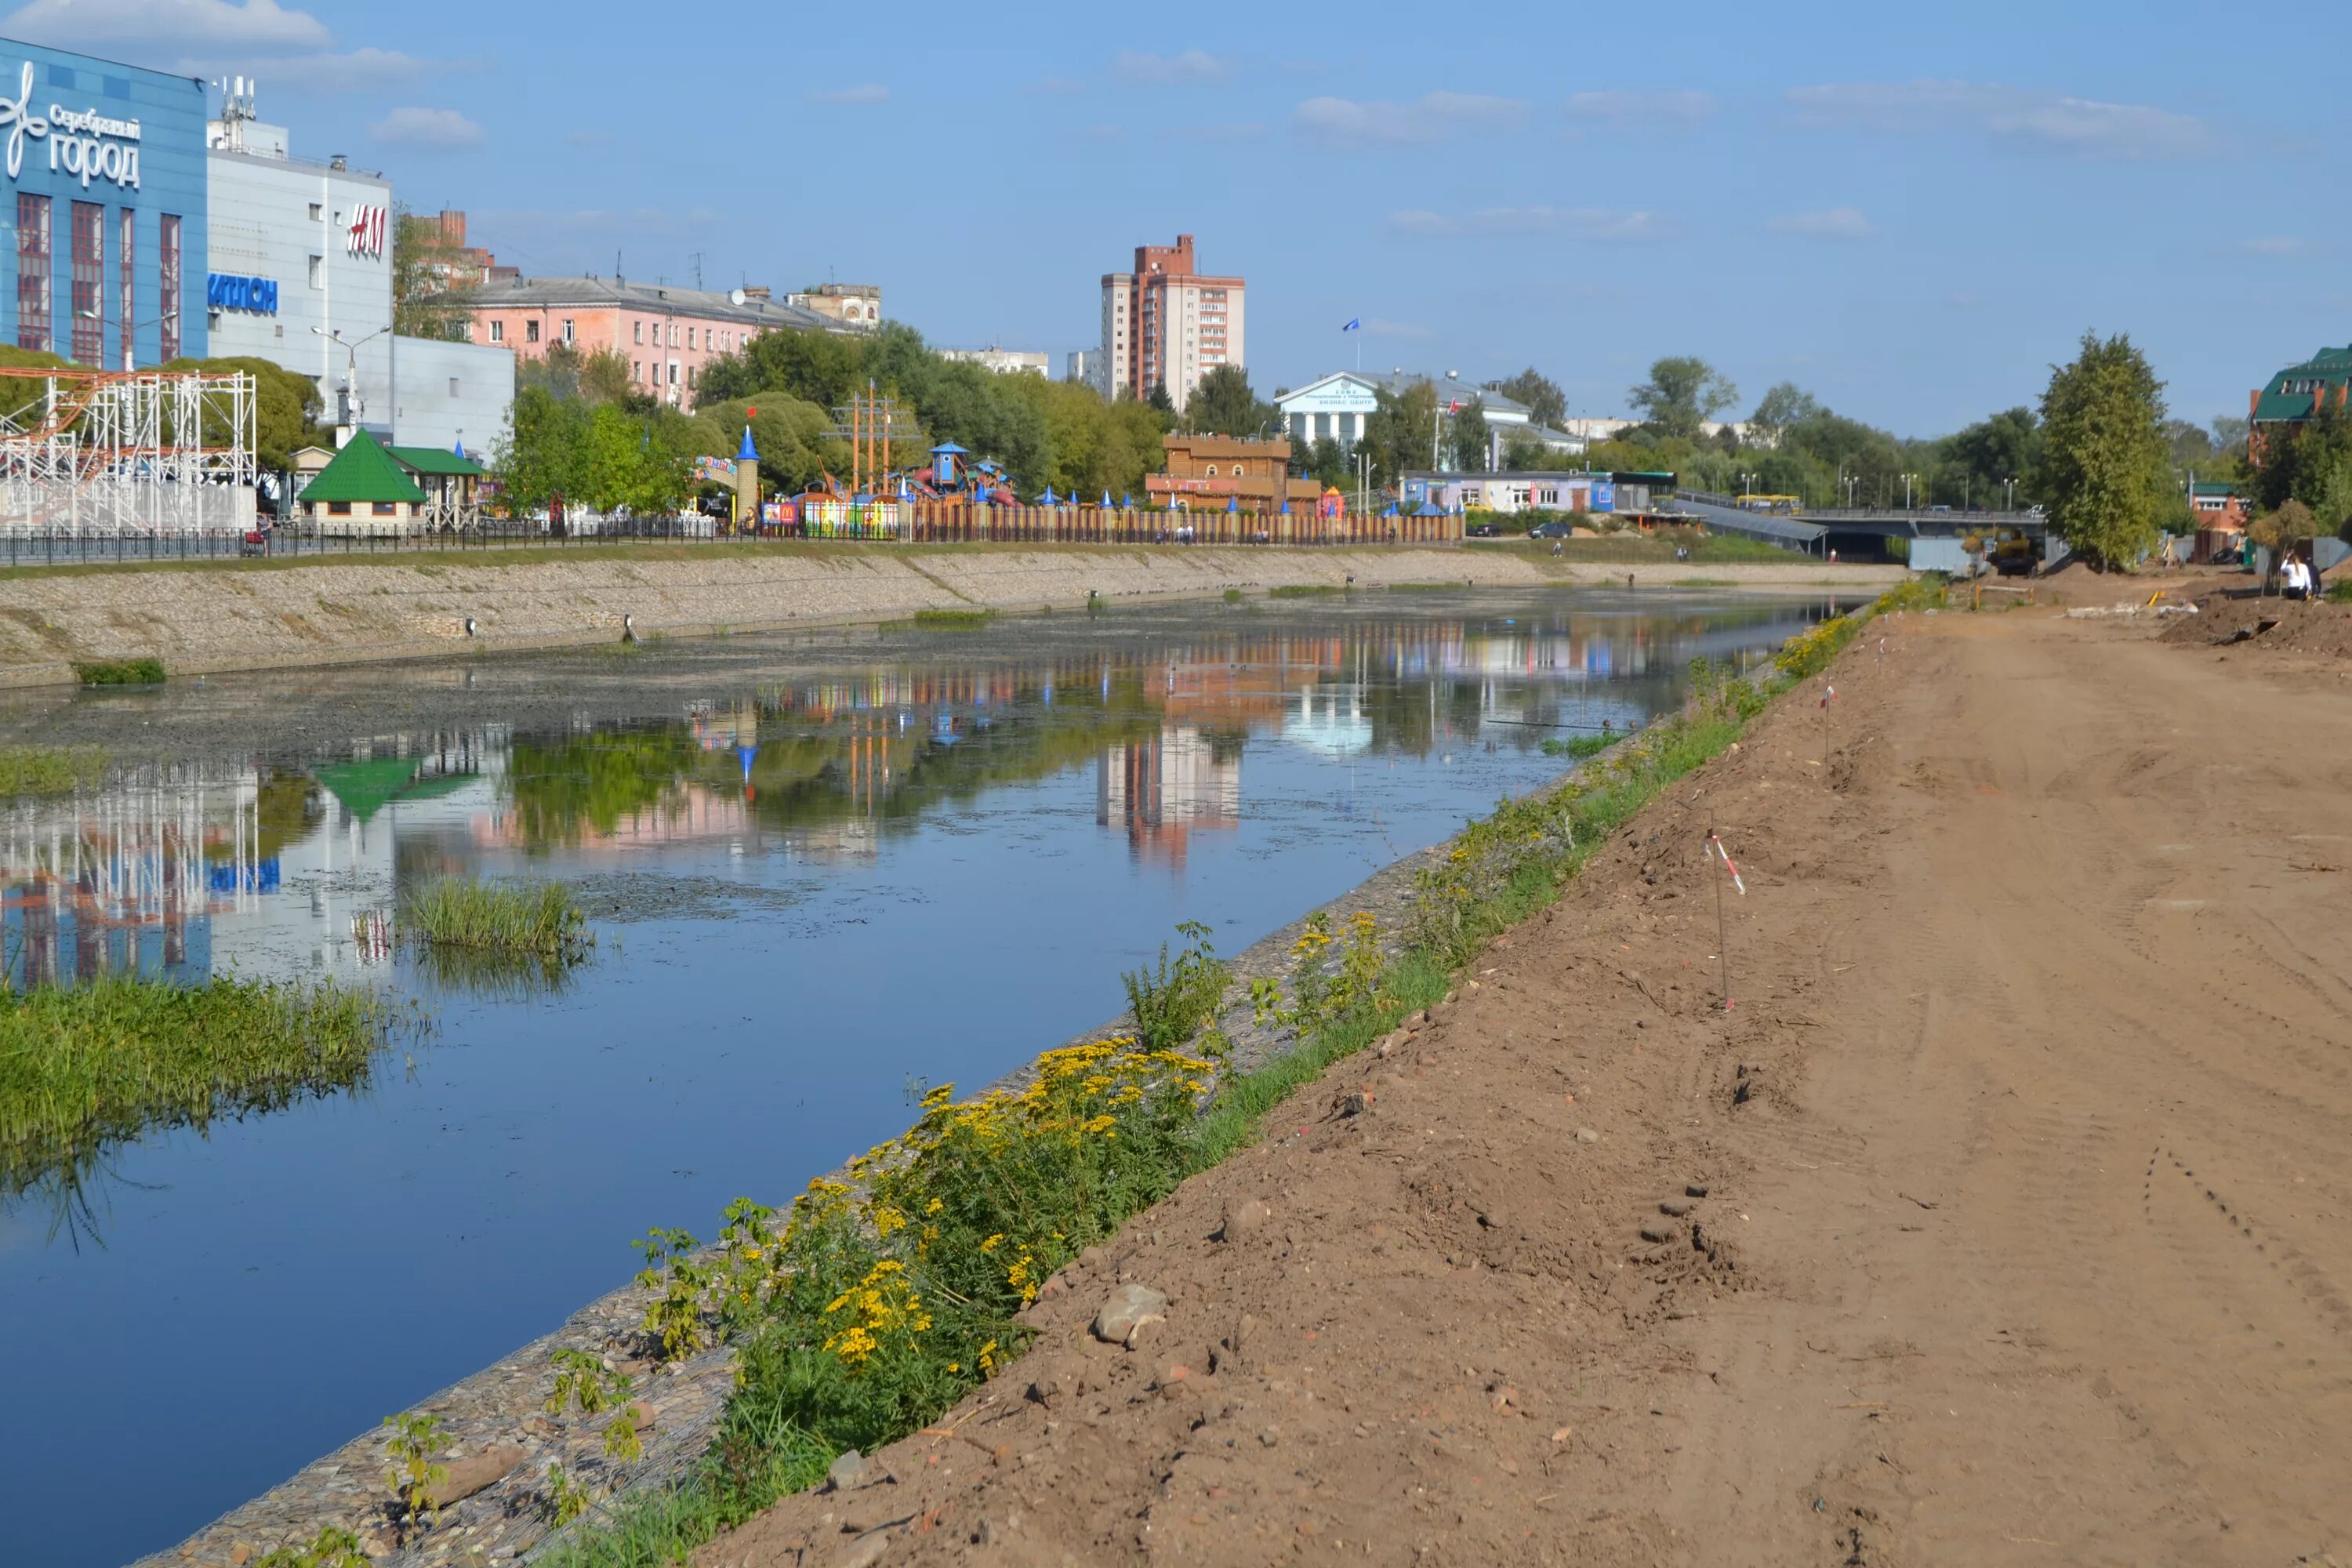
[0,37,509,457]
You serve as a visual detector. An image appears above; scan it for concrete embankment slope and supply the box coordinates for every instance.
[0,546,1901,686]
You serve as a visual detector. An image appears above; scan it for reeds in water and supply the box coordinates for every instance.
[401,879,593,960]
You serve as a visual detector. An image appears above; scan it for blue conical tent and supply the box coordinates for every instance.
[1122,492,1133,510]
[736,424,759,463]
[1227,494,1238,513]
[452,436,466,459]
[1040,485,1058,505]
[1101,489,1112,507]
[1280,496,1290,515]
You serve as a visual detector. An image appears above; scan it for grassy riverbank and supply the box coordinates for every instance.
[0,975,403,1210]
[519,580,1941,1564]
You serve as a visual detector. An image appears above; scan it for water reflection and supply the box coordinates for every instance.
[1,593,1841,1568]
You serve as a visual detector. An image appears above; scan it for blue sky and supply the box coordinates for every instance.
[15,0,2347,435]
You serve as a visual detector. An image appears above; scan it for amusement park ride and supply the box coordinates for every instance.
[0,365,259,536]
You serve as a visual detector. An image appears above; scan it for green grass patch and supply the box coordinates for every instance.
[1221,587,1244,604]
[0,745,107,797]
[1385,582,1465,593]
[541,586,1926,1562]
[1539,733,1619,760]
[2325,579,2351,604]
[0,974,404,1217]
[401,879,590,960]
[72,657,164,685]
[1269,583,1342,598]
[911,608,994,630]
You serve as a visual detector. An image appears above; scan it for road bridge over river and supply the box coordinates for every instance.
[1675,491,2049,561]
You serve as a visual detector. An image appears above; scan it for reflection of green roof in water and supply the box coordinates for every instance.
[312,759,477,822]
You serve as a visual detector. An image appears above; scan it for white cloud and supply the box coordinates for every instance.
[4,0,327,49]
[1768,206,1876,240]
[1385,205,1670,241]
[806,83,887,106]
[1114,49,1228,82]
[2238,236,2308,258]
[1787,80,2211,159]
[1565,89,1713,125]
[1294,92,1525,147]
[368,106,482,151]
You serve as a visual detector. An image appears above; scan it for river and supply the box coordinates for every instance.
[0,587,1838,1566]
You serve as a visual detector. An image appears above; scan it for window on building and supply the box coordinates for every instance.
[448,377,460,397]
[488,319,503,343]
[70,201,102,364]
[373,502,398,516]
[632,361,641,382]
[308,254,323,289]
[15,194,49,353]
[561,318,574,343]
[309,202,323,222]
[525,319,540,343]
[158,214,180,358]
[688,365,696,389]
[634,321,644,345]
[117,208,132,368]
[327,501,351,516]
[668,362,678,385]
[1205,465,1218,477]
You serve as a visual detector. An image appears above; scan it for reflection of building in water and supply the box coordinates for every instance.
[0,764,275,987]
[1098,727,1240,867]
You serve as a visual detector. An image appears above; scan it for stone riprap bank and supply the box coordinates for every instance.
[0,546,1902,686]
[0,546,1517,684]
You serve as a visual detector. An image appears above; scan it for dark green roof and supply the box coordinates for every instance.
[2252,343,2352,424]
[298,430,429,506]
[390,445,485,477]
[2190,482,2241,498]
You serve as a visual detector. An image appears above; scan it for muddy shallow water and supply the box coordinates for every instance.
[0,588,1843,1567]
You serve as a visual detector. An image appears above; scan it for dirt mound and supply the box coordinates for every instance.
[2160,587,2352,657]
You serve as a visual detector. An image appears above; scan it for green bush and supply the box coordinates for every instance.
[911,608,993,630]
[73,657,165,685]
[0,746,107,797]
[401,879,590,960]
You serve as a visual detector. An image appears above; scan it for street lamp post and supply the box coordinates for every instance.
[1901,472,1918,510]
[2002,475,2016,511]
[311,324,393,428]
[78,307,180,373]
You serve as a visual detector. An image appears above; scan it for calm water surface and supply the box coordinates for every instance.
[0,590,1835,1566]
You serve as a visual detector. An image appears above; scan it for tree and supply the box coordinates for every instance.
[1487,368,1566,431]
[2252,402,2352,535]
[390,206,474,343]
[1447,397,1491,473]
[2038,331,2170,569]
[1184,365,1274,437]
[1147,383,1175,418]
[1502,430,1554,471]
[520,342,638,408]
[1944,406,2042,506]
[161,354,325,471]
[1627,356,1737,441]
[1360,380,1437,490]
[1747,383,1825,448]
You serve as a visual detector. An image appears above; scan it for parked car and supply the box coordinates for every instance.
[1527,520,1574,539]
[1465,521,1501,537]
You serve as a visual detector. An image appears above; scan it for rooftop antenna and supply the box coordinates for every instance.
[690,252,705,289]
[615,248,623,289]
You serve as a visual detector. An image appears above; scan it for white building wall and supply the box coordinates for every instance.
[205,137,394,431]
[390,336,514,459]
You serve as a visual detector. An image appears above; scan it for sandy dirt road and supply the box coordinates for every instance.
[702,608,2352,1567]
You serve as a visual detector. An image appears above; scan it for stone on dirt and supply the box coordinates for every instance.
[1217,1197,1273,1243]
[435,1445,528,1507]
[826,1449,870,1492]
[1092,1283,1170,1346]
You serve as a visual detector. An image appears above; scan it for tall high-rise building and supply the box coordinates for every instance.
[1098,234,1243,413]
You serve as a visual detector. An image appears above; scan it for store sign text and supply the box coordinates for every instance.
[346,205,387,260]
[207,273,278,314]
[0,62,143,189]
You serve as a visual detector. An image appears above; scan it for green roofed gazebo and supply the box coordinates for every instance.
[389,444,488,532]
[298,430,428,537]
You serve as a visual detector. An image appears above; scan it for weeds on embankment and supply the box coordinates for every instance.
[73,657,165,685]
[0,974,403,1213]
[1540,733,1618,761]
[1268,583,1344,598]
[401,879,591,960]
[531,585,1926,1563]
[0,745,107,797]
[911,608,994,630]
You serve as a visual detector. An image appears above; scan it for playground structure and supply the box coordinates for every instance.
[0,366,259,538]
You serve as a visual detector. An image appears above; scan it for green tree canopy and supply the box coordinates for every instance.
[1942,406,2042,506]
[1487,368,1566,430]
[1446,396,1491,473]
[2252,402,2352,536]
[1359,380,1438,488]
[390,205,474,343]
[1628,356,1738,441]
[1748,383,1825,448]
[159,354,325,470]
[1184,365,1276,437]
[2038,331,2170,568]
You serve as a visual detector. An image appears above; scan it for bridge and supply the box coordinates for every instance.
[1673,491,2049,560]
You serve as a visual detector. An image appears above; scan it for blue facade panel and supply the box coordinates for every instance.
[0,37,207,368]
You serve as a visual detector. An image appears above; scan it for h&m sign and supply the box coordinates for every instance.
[207,273,278,314]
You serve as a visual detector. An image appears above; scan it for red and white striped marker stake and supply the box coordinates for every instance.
[1820,681,1838,777]
[1708,830,1745,1013]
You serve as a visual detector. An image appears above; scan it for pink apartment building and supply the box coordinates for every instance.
[462,276,848,412]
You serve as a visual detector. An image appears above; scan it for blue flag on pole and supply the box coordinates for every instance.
[1341,318,1360,332]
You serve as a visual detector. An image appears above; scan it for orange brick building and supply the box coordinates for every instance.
[1145,434,1320,514]
[1099,234,1246,414]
